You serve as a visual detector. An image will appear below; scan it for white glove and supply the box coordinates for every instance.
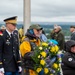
[18,66,22,72]
[0,68,4,73]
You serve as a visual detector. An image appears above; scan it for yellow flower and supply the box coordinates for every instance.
[55,45,59,52]
[42,42,48,47]
[40,51,46,58]
[50,45,59,53]
[38,55,41,58]
[36,68,42,73]
[44,68,49,74]
[50,46,55,52]
[40,59,45,66]
[52,63,58,69]
[39,47,43,50]
[50,74,53,75]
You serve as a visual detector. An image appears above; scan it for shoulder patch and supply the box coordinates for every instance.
[68,58,72,62]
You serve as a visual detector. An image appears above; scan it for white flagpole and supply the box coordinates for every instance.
[23,0,31,34]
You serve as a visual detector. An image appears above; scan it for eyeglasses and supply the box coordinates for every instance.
[37,30,40,31]
[36,29,41,32]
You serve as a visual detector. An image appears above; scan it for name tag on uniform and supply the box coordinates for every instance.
[6,40,10,45]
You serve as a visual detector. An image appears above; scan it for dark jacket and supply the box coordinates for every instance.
[54,30,65,50]
[20,29,40,68]
[62,40,75,75]
[71,32,75,41]
[20,29,41,75]
[0,30,21,72]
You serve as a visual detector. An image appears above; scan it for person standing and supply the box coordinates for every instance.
[0,25,6,34]
[51,25,65,50]
[40,30,47,42]
[20,24,43,75]
[62,40,75,75]
[0,16,22,75]
[18,26,24,44]
[70,26,75,41]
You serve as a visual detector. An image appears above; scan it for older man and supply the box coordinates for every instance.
[20,24,43,75]
[51,25,65,50]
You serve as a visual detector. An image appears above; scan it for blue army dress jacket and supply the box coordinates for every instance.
[0,30,21,72]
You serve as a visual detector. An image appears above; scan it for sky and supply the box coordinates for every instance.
[0,0,75,22]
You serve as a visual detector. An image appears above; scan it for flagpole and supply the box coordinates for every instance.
[23,0,31,34]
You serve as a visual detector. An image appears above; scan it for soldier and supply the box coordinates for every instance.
[20,24,43,75]
[0,16,22,75]
[62,40,75,75]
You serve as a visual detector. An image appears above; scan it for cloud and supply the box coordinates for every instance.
[31,16,75,22]
[31,0,75,22]
[0,0,75,22]
[0,0,23,21]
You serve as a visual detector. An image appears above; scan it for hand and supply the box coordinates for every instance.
[18,66,22,72]
[0,68,4,73]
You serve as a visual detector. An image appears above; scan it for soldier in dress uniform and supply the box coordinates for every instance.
[0,16,22,75]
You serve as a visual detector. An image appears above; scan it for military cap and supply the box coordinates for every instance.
[29,24,43,30]
[4,16,17,24]
[70,25,75,28]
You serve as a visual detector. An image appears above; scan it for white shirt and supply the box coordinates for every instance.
[6,29,13,37]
